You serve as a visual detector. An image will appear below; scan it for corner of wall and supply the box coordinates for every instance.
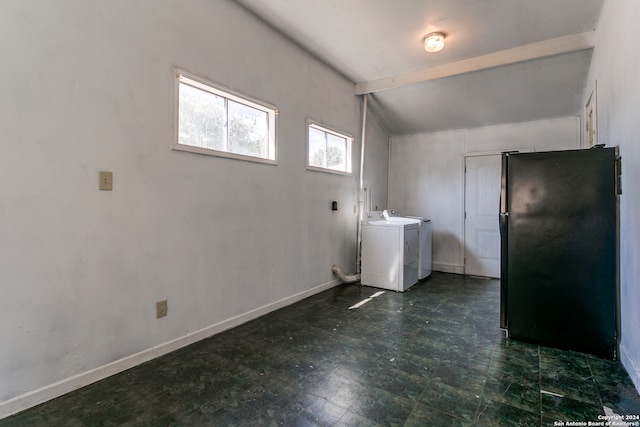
[620,341,640,396]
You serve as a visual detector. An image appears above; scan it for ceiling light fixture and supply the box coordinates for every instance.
[424,32,446,53]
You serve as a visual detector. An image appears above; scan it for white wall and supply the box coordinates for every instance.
[586,0,640,392]
[363,109,390,212]
[388,117,580,273]
[0,0,380,416]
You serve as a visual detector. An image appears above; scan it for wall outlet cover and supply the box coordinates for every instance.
[156,300,168,318]
[99,171,113,191]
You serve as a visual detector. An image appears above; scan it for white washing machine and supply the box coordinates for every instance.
[361,211,419,292]
[383,209,433,280]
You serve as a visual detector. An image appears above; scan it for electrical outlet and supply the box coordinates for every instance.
[99,171,113,191]
[156,300,168,318]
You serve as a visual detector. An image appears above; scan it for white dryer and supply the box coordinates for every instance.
[361,211,419,292]
[383,209,433,280]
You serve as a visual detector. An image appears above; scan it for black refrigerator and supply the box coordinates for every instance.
[499,147,619,359]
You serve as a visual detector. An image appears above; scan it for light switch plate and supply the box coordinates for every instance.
[99,171,113,191]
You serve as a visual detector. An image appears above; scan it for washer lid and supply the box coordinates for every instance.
[384,216,421,225]
[385,209,430,223]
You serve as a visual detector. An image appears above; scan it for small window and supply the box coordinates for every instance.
[307,121,353,174]
[175,70,277,164]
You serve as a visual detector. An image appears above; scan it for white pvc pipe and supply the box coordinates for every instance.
[356,94,368,274]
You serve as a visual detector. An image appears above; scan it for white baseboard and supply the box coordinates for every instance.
[619,341,640,395]
[432,262,465,275]
[0,279,340,420]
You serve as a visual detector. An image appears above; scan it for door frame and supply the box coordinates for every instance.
[584,81,598,148]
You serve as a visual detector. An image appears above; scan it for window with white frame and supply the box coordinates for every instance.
[175,70,277,163]
[307,121,353,174]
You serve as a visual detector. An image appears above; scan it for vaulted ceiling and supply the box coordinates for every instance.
[234,0,604,135]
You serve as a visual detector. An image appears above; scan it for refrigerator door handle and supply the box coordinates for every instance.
[499,208,508,329]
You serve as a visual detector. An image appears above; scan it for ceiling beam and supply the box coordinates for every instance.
[355,30,595,95]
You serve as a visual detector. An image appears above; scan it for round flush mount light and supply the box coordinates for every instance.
[424,32,446,53]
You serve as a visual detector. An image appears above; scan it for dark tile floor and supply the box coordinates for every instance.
[2,272,640,426]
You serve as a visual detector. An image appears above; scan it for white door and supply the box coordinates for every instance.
[464,155,501,278]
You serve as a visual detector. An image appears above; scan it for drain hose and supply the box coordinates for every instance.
[332,265,361,283]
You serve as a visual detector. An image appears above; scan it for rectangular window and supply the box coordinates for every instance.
[307,121,353,174]
[174,70,277,164]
